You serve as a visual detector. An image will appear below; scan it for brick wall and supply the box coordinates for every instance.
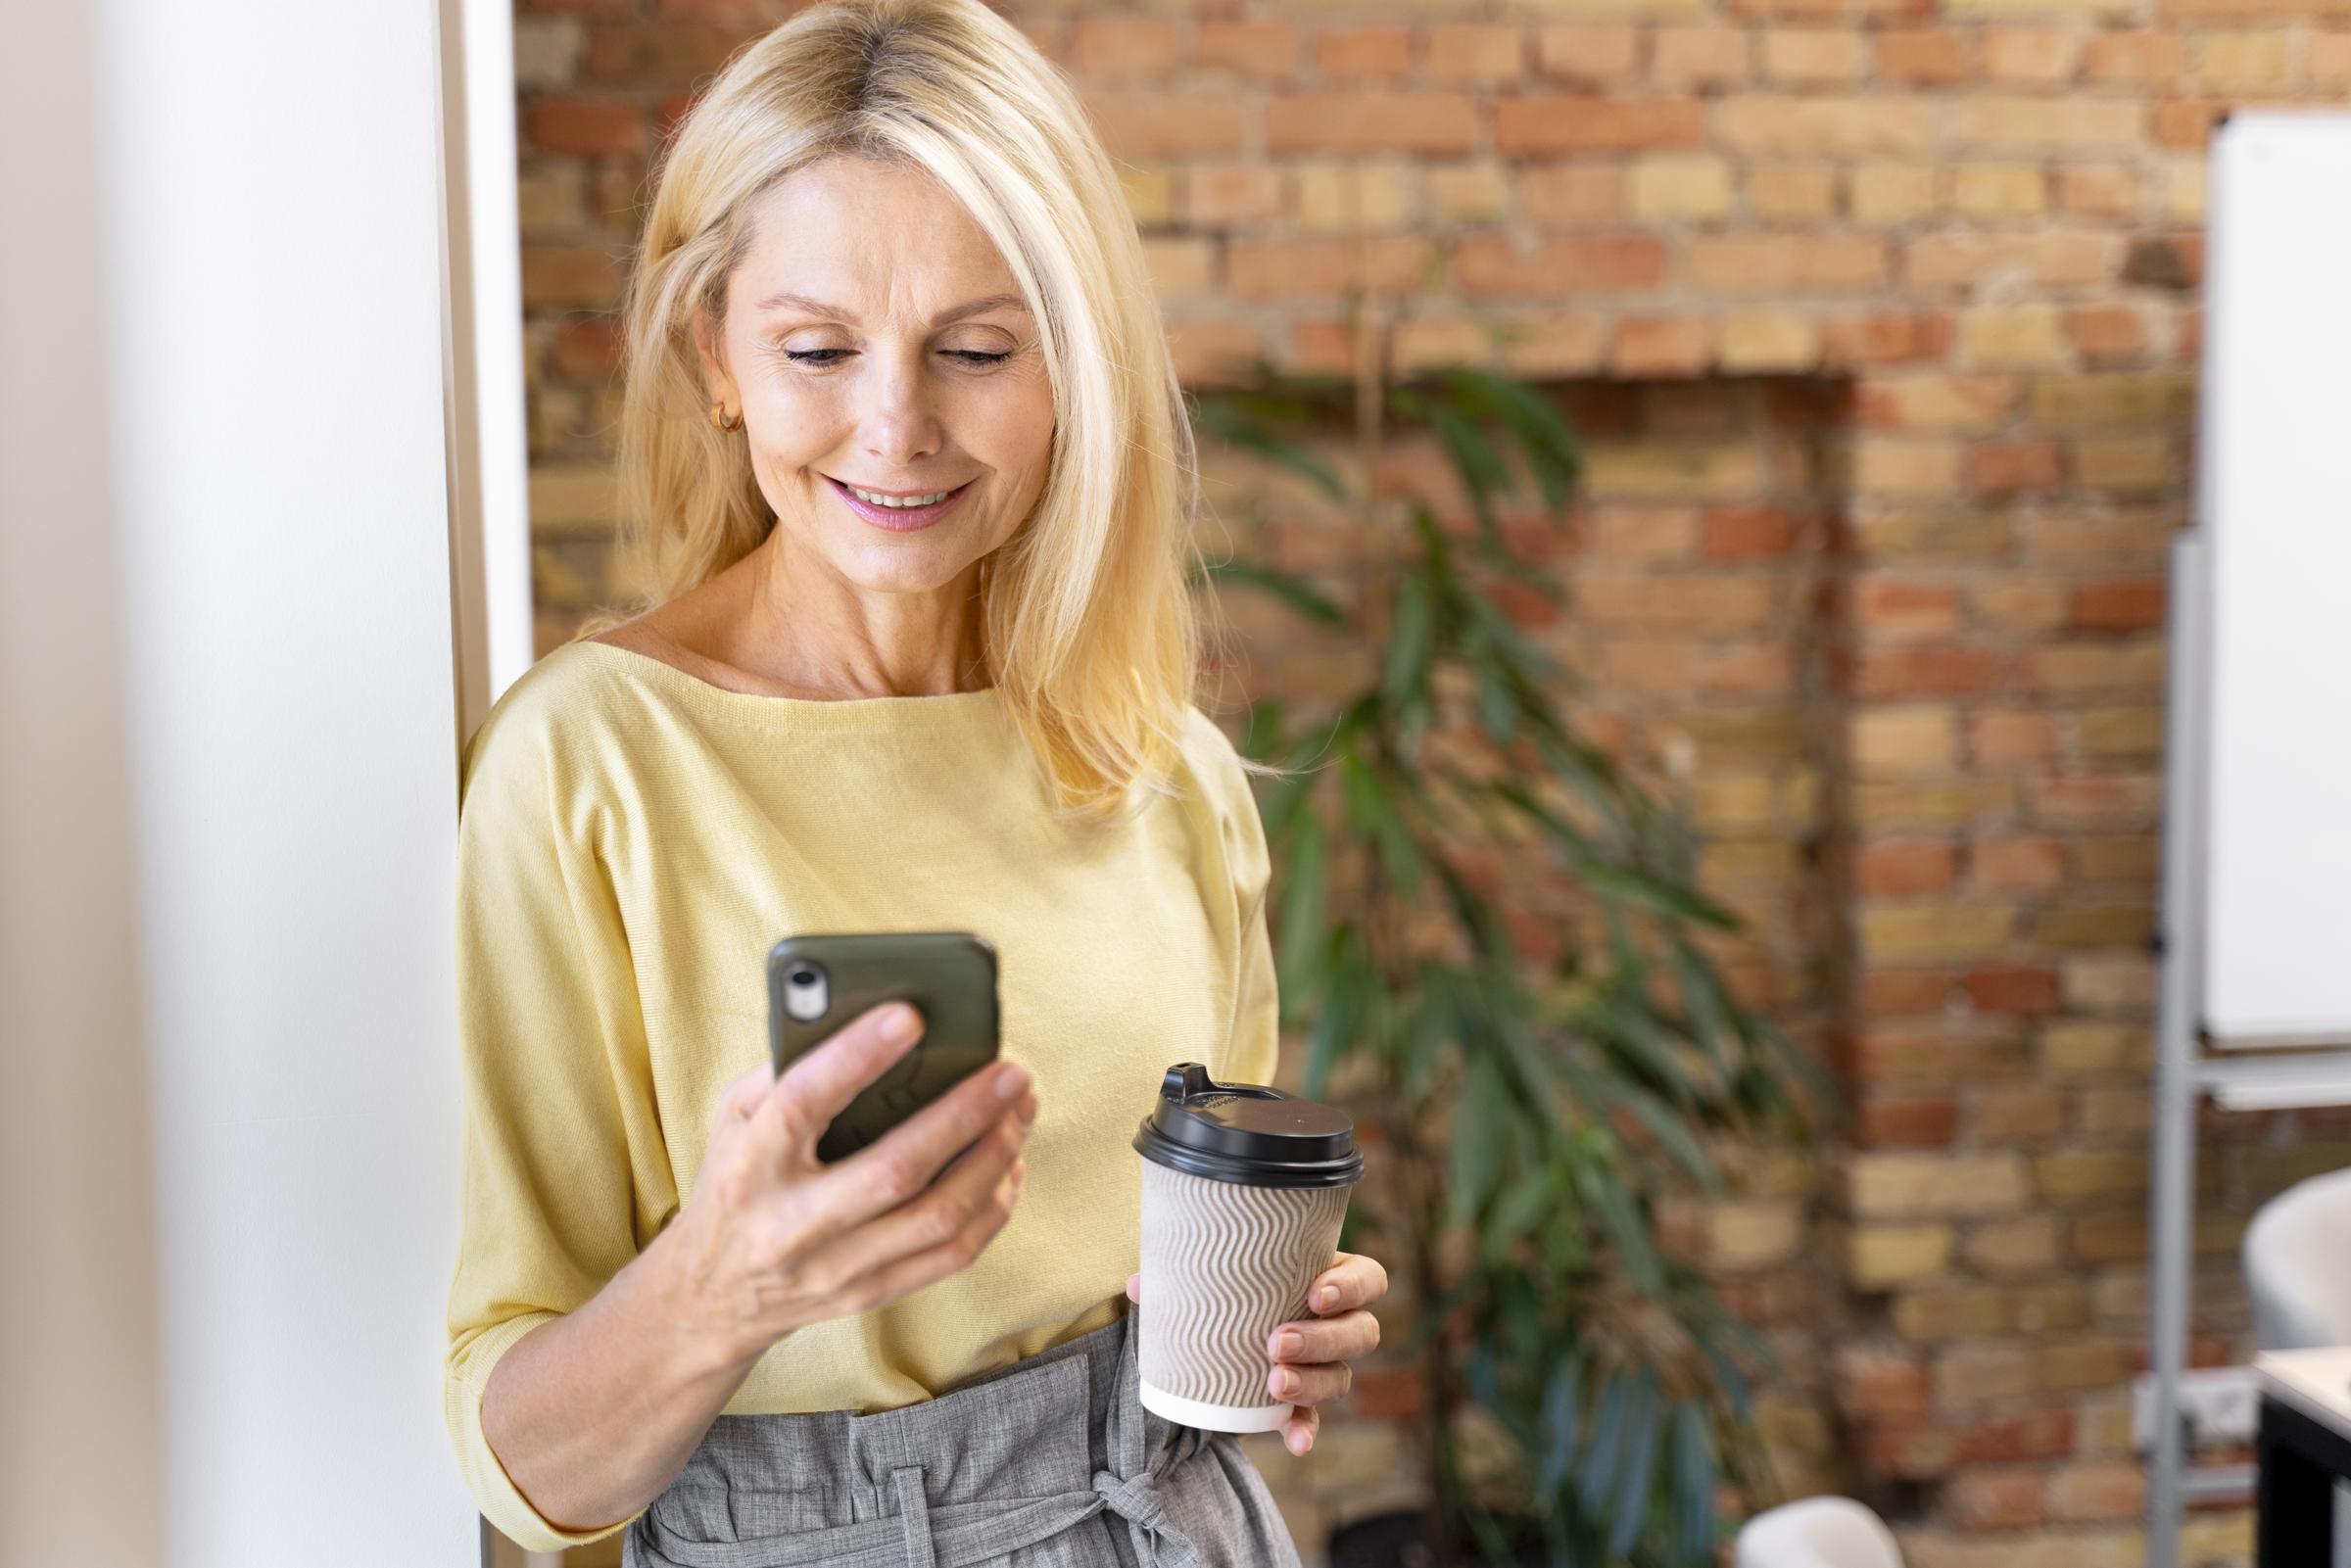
[512,3,2351,1562]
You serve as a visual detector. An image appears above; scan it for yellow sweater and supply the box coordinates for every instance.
[442,638,1279,1551]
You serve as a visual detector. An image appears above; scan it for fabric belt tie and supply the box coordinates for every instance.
[638,1347,1201,1568]
[639,1468,1200,1567]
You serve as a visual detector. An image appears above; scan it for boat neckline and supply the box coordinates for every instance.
[564,637,1004,715]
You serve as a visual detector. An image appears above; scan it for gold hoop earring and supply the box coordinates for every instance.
[711,401,744,434]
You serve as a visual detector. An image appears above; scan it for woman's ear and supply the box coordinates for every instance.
[691,305,736,411]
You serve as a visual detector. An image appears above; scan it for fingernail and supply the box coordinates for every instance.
[881,1005,920,1043]
[995,1064,1031,1101]
[1315,1287,1336,1309]
[1276,1331,1303,1358]
[1272,1370,1298,1397]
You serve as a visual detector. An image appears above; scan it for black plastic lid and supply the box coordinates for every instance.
[1131,1063,1365,1189]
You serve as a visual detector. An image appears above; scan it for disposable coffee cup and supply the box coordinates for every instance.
[1130,1062,1366,1433]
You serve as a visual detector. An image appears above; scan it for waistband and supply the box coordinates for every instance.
[628,1301,1212,1568]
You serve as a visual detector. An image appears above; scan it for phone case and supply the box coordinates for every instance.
[767,931,1001,1164]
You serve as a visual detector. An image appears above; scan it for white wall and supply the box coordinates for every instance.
[1,0,489,1560]
[0,6,168,1562]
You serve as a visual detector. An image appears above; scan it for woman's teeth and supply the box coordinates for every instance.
[846,483,954,508]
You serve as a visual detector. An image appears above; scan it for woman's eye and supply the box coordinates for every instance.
[780,349,1010,366]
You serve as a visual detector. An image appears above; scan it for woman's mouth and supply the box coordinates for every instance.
[824,475,975,532]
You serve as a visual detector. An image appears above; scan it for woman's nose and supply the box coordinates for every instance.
[854,353,944,469]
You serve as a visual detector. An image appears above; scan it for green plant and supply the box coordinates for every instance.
[1186,353,1839,1567]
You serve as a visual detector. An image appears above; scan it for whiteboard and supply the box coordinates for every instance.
[2203,112,2351,1046]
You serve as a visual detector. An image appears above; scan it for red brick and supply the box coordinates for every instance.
[1456,234,1669,296]
[1965,966,2063,1017]
[525,95,648,157]
[1858,840,1960,896]
[1314,25,1414,79]
[1955,1407,2076,1465]
[1864,971,1954,1017]
[1854,579,1964,639]
[1609,315,1713,375]
[1968,439,2064,497]
[1703,505,1801,559]
[1973,836,2070,893]
[1848,645,2005,699]
[1194,22,1299,82]
[1822,309,1953,366]
[1085,95,1250,158]
[1838,1350,1932,1419]
[2086,31,2185,86]
[2072,578,2168,632]
[2071,306,2153,363]
[1267,94,1476,155]
[1859,1095,1963,1147]
[1071,17,1181,79]
[1876,28,1972,83]
[1496,97,1707,155]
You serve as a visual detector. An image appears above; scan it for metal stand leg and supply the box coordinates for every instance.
[2147,531,2213,1568]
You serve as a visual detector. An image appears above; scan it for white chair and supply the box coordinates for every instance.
[2245,1166,2351,1351]
[1734,1497,1905,1568]
[2243,1165,2351,1568]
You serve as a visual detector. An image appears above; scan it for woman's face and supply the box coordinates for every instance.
[695,155,1055,599]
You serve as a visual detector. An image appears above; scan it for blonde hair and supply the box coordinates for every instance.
[576,0,1249,821]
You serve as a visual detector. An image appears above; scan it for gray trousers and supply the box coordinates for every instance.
[622,1300,1305,1567]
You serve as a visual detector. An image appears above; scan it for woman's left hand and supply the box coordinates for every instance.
[1124,1250,1388,1455]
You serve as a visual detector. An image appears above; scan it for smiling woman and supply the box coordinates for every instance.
[438,1,1385,1564]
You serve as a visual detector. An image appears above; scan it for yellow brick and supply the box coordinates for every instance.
[1762,27,1866,84]
[1851,705,1961,777]
[2075,435,2172,493]
[1425,165,1508,222]
[2031,371,2197,428]
[1965,1214,2061,1275]
[1858,902,2017,962]
[2196,30,2293,90]
[1847,1223,1954,1288]
[1294,163,1410,234]
[2075,834,2158,882]
[1748,164,1838,220]
[2032,902,2153,948]
[1140,237,1215,299]
[1850,162,1935,224]
[1853,436,1962,497]
[529,463,618,534]
[1961,305,2070,368]
[1720,309,1820,371]
[2079,706,2164,759]
[2043,1023,2152,1078]
[1583,442,1772,499]
[1718,96,1935,156]
[1847,1152,2032,1218]
[1118,165,1174,226]
[1949,97,2145,151]
[2164,160,2207,222]
[1630,155,1735,220]
[1949,163,2047,220]
[1933,1344,2036,1407]
[1894,1288,2011,1341]
[1708,1199,1806,1271]
[1852,778,2018,831]
[1974,577,2070,633]
[2035,1149,2147,1203]
[1850,507,2015,561]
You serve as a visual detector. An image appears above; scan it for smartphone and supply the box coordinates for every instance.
[768,931,1001,1164]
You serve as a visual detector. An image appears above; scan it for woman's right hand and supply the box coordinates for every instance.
[659,1001,1037,1370]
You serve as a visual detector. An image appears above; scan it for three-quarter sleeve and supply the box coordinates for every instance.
[441,707,664,1552]
[1217,736,1282,1090]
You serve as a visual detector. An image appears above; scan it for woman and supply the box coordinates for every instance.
[441,1,1389,1562]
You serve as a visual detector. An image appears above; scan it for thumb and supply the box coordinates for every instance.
[1126,1271,1140,1304]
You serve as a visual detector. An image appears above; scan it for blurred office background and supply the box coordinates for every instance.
[502,4,2351,1566]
